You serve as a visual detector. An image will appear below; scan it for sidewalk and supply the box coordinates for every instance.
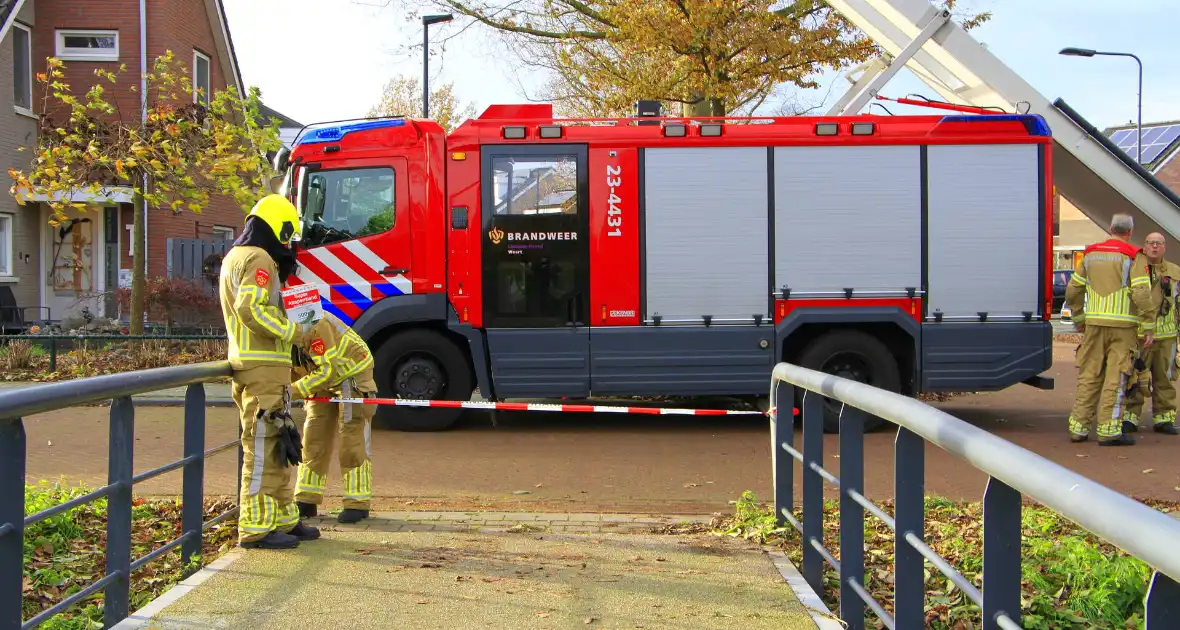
[115,513,822,630]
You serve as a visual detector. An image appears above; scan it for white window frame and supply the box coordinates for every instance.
[55,29,119,62]
[192,50,211,107]
[0,214,13,277]
[211,225,234,242]
[12,22,32,116]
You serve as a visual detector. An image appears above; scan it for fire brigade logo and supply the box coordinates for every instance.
[255,268,270,287]
[309,338,326,356]
[488,226,505,245]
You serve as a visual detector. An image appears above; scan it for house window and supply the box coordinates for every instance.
[193,50,210,107]
[211,225,234,243]
[12,23,31,113]
[0,214,12,276]
[55,30,119,62]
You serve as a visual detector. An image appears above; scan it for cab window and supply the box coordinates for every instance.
[301,167,395,245]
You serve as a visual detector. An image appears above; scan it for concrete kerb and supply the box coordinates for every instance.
[110,548,246,630]
[768,549,845,629]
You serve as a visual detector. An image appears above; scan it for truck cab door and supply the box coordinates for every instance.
[480,144,591,398]
[292,157,411,325]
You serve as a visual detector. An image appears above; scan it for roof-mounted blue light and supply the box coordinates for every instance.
[938,114,1051,137]
[297,119,407,145]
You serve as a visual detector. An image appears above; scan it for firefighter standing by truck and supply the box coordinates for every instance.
[1122,232,1180,436]
[290,311,379,525]
[1065,213,1158,446]
[220,194,321,549]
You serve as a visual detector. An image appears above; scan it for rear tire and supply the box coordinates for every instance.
[372,329,474,432]
[795,330,901,434]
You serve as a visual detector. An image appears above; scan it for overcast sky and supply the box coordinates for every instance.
[222,0,1179,130]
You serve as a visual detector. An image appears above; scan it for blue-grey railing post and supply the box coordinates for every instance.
[0,417,26,630]
[982,477,1021,630]
[181,384,206,570]
[1145,570,1180,628]
[801,391,824,594]
[839,406,865,630]
[771,380,794,526]
[894,427,925,628]
[104,396,135,627]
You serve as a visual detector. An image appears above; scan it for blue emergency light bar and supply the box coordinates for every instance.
[297,119,407,145]
[938,113,1051,137]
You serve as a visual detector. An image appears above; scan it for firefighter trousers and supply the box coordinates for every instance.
[1124,337,1179,427]
[295,376,376,510]
[232,365,299,544]
[1068,325,1138,440]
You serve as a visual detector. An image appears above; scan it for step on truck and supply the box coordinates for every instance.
[272,102,1055,433]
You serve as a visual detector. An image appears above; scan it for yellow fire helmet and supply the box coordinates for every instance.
[247,194,301,245]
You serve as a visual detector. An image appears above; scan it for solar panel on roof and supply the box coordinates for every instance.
[1107,123,1180,165]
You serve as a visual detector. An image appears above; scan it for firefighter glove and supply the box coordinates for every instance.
[272,410,303,467]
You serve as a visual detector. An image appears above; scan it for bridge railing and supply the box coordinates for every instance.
[769,362,1180,630]
[0,361,236,630]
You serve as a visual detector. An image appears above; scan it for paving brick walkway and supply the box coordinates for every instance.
[117,512,820,630]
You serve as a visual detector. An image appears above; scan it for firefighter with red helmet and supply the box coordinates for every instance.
[1064,213,1157,446]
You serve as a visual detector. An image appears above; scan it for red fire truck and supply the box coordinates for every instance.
[272,101,1055,432]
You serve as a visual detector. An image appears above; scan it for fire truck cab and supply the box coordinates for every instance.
[275,102,1054,432]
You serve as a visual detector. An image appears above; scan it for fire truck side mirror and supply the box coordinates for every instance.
[271,146,290,173]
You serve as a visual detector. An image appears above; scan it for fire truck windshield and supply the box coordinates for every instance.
[293,165,395,247]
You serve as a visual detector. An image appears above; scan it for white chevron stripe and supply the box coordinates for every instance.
[311,247,367,285]
[388,275,414,295]
[342,240,389,274]
[292,265,329,295]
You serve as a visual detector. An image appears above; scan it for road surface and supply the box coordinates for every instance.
[18,341,1180,513]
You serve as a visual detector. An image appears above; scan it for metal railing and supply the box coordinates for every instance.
[0,361,237,630]
[769,362,1180,630]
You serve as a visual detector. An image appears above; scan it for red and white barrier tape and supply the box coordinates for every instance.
[305,396,799,417]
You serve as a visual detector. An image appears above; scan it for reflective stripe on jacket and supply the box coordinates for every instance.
[219,246,295,369]
[1066,239,1156,329]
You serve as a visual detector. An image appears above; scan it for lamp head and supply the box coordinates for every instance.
[423,13,454,26]
[1059,47,1097,57]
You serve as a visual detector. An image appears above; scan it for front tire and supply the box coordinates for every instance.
[795,330,901,434]
[372,329,474,432]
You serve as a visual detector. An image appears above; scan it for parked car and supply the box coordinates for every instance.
[1053,269,1073,316]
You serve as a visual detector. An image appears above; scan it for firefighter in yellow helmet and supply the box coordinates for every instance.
[219,194,320,549]
[1065,213,1157,446]
[288,311,379,524]
[1122,232,1180,435]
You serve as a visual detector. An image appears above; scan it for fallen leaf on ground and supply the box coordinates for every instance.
[1144,469,1155,474]
[512,490,531,495]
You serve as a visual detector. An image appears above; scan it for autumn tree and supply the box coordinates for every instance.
[9,52,281,333]
[382,0,989,118]
[369,73,478,132]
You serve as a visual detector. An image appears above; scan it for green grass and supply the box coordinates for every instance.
[715,491,1167,630]
[21,479,237,629]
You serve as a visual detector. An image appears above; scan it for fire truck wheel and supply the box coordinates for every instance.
[796,330,900,434]
[372,329,475,432]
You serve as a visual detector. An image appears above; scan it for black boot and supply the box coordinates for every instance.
[1069,434,1088,443]
[1155,422,1180,435]
[1123,420,1139,434]
[297,502,317,519]
[241,530,299,550]
[1099,433,1136,446]
[338,509,370,524]
[288,521,321,541]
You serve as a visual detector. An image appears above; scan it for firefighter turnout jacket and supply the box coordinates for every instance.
[1139,260,1180,339]
[219,246,297,369]
[289,311,375,400]
[1066,239,1157,330]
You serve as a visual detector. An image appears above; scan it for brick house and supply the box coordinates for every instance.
[0,0,299,325]
[1055,120,1180,268]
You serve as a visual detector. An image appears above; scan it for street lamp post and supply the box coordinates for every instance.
[422,13,454,119]
[1059,47,1144,164]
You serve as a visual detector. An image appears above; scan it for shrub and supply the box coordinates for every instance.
[1,339,36,370]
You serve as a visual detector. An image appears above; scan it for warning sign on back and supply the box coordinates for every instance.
[281,284,324,325]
